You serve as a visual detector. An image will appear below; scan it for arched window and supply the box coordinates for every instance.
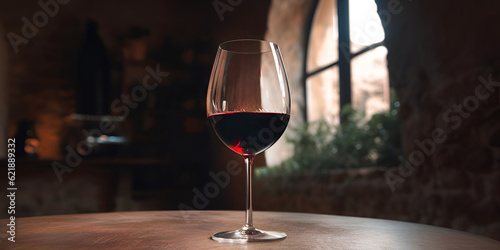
[304,0,389,125]
[263,0,393,166]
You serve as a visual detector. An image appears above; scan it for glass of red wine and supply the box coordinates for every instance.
[207,39,291,243]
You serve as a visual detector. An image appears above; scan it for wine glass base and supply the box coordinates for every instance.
[211,228,287,243]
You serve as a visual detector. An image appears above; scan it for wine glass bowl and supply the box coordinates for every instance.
[206,39,291,243]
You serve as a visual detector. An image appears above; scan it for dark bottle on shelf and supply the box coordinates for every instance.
[75,19,111,115]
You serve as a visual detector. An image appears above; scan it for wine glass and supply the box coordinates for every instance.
[206,39,291,243]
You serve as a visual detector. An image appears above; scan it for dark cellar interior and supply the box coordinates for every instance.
[1,0,500,242]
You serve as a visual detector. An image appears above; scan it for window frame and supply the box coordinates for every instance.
[302,0,384,123]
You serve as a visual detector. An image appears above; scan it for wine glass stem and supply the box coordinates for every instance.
[243,155,255,230]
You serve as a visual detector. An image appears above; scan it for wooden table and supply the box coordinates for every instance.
[1,211,499,249]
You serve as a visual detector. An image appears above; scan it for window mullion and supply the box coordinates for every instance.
[337,0,352,123]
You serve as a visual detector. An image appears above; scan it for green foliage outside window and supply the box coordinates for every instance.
[256,101,402,178]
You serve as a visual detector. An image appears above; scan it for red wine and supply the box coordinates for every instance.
[208,111,290,156]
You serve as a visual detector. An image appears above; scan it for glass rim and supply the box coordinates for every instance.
[218,39,279,54]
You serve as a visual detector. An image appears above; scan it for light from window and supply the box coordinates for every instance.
[349,0,385,46]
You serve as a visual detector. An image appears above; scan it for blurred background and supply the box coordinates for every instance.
[1,0,500,241]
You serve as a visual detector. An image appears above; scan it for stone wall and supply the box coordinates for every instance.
[377,0,500,240]
[254,166,500,240]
